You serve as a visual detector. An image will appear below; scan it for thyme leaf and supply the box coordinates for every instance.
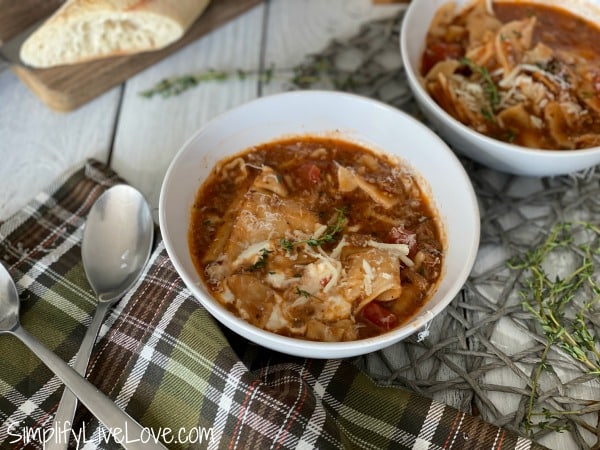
[249,248,272,271]
[295,287,311,298]
[280,238,295,251]
[295,287,324,302]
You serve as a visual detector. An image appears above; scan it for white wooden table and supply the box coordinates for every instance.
[0,2,595,449]
[0,0,402,224]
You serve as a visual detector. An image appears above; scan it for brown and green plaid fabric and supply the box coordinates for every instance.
[0,160,546,449]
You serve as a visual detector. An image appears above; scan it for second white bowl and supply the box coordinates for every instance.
[400,0,600,176]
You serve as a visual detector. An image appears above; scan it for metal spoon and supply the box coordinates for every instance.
[0,263,164,449]
[47,185,154,449]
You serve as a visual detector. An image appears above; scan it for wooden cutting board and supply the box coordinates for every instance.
[0,1,63,44]
[2,0,263,112]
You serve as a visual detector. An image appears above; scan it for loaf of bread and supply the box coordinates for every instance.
[20,0,211,68]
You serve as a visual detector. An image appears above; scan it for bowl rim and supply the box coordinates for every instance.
[400,0,600,159]
[159,89,480,358]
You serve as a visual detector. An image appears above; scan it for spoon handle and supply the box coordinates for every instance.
[47,301,112,450]
[10,325,167,450]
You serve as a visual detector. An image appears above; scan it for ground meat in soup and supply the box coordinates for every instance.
[188,137,444,342]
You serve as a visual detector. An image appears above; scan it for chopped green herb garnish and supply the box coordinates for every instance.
[280,208,347,250]
[480,107,495,124]
[249,248,272,271]
[504,129,517,143]
[296,287,311,298]
[460,57,500,111]
[280,238,295,251]
[295,287,324,301]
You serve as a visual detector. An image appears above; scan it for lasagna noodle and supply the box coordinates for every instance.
[337,166,396,209]
[226,274,278,329]
[343,248,402,312]
[202,188,247,264]
[205,170,321,270]
[223,191,319,263]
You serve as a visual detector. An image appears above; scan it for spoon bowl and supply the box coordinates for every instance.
[82,185,154,302]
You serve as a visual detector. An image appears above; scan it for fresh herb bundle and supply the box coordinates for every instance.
[509,221,600,433]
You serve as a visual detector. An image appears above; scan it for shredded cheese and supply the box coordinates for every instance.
[366,240,414,267]
[312,224,328,239]
[265,303,288,331]
[305,246,343,293]
[220,285,234,304]
[329,236,347,260]
[266,271,296,289]
[362,259,374,296]
[232,240,273,269]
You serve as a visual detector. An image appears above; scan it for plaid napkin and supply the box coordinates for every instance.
[0,160,546,450]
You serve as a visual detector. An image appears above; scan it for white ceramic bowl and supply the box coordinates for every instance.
[159,90,479,359]
[400,0,600,177]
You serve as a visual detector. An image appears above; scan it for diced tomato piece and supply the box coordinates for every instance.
[387,226,417,257]
[421,41,463,75]
[320,276,332,287]
[295,163,321,188]
[362,302,398,331]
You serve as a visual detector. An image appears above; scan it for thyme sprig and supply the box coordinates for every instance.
[508,221,600,433]
[460,57,500,111]
[460,57,518,143]
[140,56,364,99]
[140,67,276,98]
[280,207,347,250]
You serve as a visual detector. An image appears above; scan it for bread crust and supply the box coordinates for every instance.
[20,0,211,68]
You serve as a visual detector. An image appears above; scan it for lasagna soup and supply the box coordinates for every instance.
[189,137,443,342]
[421,0,600,149]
